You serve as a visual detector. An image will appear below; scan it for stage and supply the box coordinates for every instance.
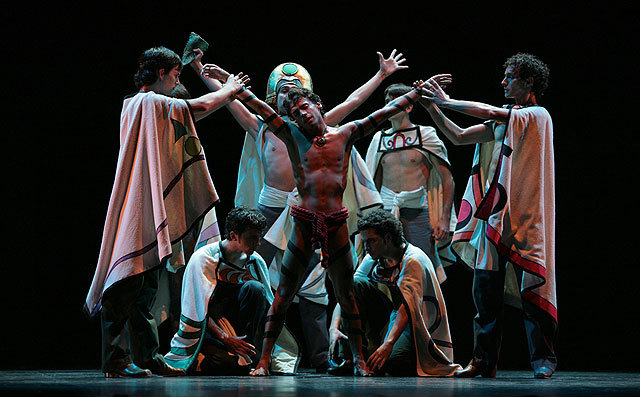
[1,370,638,396]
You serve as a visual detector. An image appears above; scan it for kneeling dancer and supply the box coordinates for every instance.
[164,207,299,375]
[330,209,461,376]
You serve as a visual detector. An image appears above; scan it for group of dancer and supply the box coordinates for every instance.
[85,33,557,380]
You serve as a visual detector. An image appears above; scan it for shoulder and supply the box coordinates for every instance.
[418,125,442,143]
[418,125,438,137]
[418,125,436,134]
[192,241,221,261]
[512,105,550,118]
[510,105,552,128]
[250,251,267,268]
[136,91,185,110]
[403,244,431,269]
[529,105,551,119]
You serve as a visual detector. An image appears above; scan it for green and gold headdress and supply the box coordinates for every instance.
[265,62,313,107]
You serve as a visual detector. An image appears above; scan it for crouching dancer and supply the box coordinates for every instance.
[329,209,461,376]
[164,207,300,375]
[222,73,427,376]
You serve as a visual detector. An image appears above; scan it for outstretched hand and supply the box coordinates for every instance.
[428,74,452,89]
[366,342,393,373]
[222,334,256,358]
[202,63,231,82]
[415,76,450,105]
[225,73,251,95]
[378,49,409,77]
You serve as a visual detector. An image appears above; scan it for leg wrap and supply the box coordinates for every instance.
[341,311,361,321]
[279,264,298,281]
[326,243,351,268]
[286,241,309,270]
[341,311,363,336]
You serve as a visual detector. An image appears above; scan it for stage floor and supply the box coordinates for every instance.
[1,369,638,396]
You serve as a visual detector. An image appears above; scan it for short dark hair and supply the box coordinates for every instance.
[284,87,325,118]
[133,46,182,89]
[384,83,412,101]
[357,209,405,247]
[504,53,550,96]
[224,206,267,239]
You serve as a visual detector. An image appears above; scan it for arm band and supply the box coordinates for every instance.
[241,93,257,105]
[263,113,278,124]
[354,121,365,140]
[366,115,379,131]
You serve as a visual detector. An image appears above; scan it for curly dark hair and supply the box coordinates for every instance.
[503,53,550,96]
[357,209,405,247]
[224,206,267,239]
[133,46,182,89]
[283,87,325,119]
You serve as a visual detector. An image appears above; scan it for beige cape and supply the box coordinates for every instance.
[452,106,557,321]
[85,91,220,317]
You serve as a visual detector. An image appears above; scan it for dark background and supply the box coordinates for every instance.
[3,3,637,371]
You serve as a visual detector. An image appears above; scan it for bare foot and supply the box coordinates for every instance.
[353,358,372,377]
[249,363,269,376]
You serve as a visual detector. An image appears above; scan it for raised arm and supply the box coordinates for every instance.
[325,50,408,126]
[421,78,511,121]
[345,84,422,144]
[186,73,249,121]
[415,79,494,145]
[234,87,291,142]
[189,50,261,138]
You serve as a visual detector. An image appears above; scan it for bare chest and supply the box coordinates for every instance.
[381,148,427,170]
[298,133,349,171]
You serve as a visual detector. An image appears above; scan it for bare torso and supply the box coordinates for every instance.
[284,125,351,213]
[261,131,297,192]
[379,148,430,192]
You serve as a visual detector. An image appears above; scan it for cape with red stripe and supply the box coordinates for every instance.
[452,105,556,322]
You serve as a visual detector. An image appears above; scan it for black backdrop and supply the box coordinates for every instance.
[3,3,637,371]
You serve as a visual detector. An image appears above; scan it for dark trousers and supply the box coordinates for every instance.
[337,277,416,376]
[397,207,434,260]
[199,280,268,374]
[101,268,165,372]
[298,297,330,367]
[472,258,557,372]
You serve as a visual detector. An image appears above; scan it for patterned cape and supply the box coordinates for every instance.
[365,126,457,275]
[85,91,220,317]
[164,242,300,373]
[355,244,461,376]
[452,105,557,321]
